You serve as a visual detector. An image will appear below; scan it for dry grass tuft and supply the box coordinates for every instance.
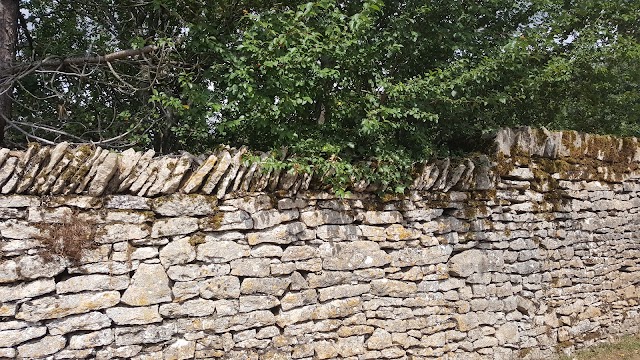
[36,215,97,264]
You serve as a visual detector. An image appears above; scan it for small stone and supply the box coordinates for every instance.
[448,249,489,277]
[246,222,305,245]
[88,153,118,195]
[197,240,250,263]
[281,289,318,311]
[181,154,218,194]
[163,339,196,360]
[230,258,271,277]
[320,241,390,270]
[153,194,217,216]
[114,324,177,346]
[105,195,151,209]
[121,263,172,306]
[315,340,338,359]
[159,299,218,317]
[166,264,230,281]
[240,295,280,312]
[106,306,162,325]
[252,209,299,230]
[300,209,354,227]
[318,284,369,302]
[241,277,291,296]
[358,211,403,225]
[97,223,149,243]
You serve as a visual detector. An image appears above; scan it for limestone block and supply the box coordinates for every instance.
[391,246,453,267]
[246,222,305,245]
[160,299,218,318]
[448,249,489,278]
[16,335,66,358]
[366,328,393,350]
[281,289,318,311]
[97,223,150,243]
[201,150,232,194]
[151,217,199,237]
[0,219,41,239]
[17,291,120,322]
[181,154,217,193]
[239,295,280,313]
[320,241,390,270]
[252,209,299,229]
[197,240,250,263]
[88,152,118,195]
[17,254,67,280]
[241,277,291,296]
[230,258,271,277]
[281,245,318,262]
[166,263,230,281]
[199,276,241,299]
[47,311,112,335]
[316,224,360,240]
[106,306,162,325]
[0,326,47,347]
[300,209,354,227]
[114,323,177,346]
[0,278,55,302]
[56,274,129,294]
[163,339,196,360]
[161,154,193,194]
[105,195,151,209]
[159,236,197,268]
[69,328,114,349]
[121,263,172,306]
[153,194,217,216]
[370,279,418,297]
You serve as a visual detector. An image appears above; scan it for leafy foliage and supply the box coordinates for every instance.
[6,0,640,192]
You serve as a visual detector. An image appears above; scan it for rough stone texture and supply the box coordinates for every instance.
[0,127,638,359]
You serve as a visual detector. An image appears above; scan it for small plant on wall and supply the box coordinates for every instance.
[36,215,97,264]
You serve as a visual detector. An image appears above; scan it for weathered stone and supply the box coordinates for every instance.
[281,289,318,311]
[247,222,305,245]
[69,329,114,349]
[163,339,196,360]
[216,148,246,199]
[366,328,393,350]
[115,324,177,346]
[17,291,119,321]
[316,224,360,240]
[0,278,55,302]
[167,263,230,281]
[159,236,197,268]
[181,154,218,193]
[47,311,112,335]
[320,241,390,270]
[121,263,172,306]
[160,299,218,317]
[197,240,250,263]
[17,335,66,358]
[0,303,16,316]
[106,306,162,325]
[252,209,299,229]
[448,249,489,277]
[153,194,217,216]
[88,152,118,196]
[161,155,193,194]
[318,284,370,302]
[240,295,280,312]
[97,223,149,243]
[0,219,42,239]
[151,217,199,237]
[105,195,151,209]
[391,246,453,267]
[0,326,47,347]
[201,150,232,194]
[230,258,271,277]
[300,209,354,227]
[56,274,129,294]
[241,277,291,296]
[370,279,417,297]
[200,276,241,299]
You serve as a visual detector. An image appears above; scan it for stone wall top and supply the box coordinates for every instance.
[0,127,637,197]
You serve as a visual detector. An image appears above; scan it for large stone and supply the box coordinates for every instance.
[161,155,193,194]
[201,150,232,194]
[69,329,114,349]
[300,210,354,227]
[159,236,197,268]
[370,279,417,297]
[0,326,47,347]
[0,219,42,239]
[114,324,177,346]
[47,311,112,335]
[366,328,393,350]
[320,241,390,270]
[159,299,218,318]
[151,217,199,237]
[239,295,280,313]
[88,152,118,195]
[17,335,66,358]
[391,246,453,267]
[0,260,18,283]
[121,263,172,306]
[0,278,55,302]
[106,306,162,325]
[200,276,241,299]
[318,284,369,302]
[56,274,129,294]
[167,264,230,281]
[246,222,305,245]
[97,223,149,243]
[181,154,218,193]
[241,277,291,296]
[163,339,196,360]
[197,240,250,263]
[16,291,120,321]
[448,249,489,277]
[252,209,299,229]
[230,258,271,277]
[358,211,403,225]
[153,194,217,216]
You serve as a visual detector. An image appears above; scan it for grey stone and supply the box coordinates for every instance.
[121,263,172,306]
[197,240,250,263]
[247,222,305,245]
[106,306,162,325]
[153,194,217,216]
[0,278,55,302]
[17,335,66,358]
[69,329,114,349]
[320,241,390,270]
[17,291,120,321]
[151,217,199,237]
[56,274,129,294]
[200,276,241,299]
[0,326,47,347]
[47,311,112,335]
[448,249,489,277]
[159,236,197,268]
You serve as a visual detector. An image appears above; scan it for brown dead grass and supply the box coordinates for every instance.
[36,215,97,264]
[560,335,640,360]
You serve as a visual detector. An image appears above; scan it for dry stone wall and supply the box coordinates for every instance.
[0,127,638,359]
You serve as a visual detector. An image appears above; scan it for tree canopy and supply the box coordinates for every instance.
[1,0,639,192]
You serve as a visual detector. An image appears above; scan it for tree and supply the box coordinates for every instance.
[0,0,18,146]
[1,0,638,192]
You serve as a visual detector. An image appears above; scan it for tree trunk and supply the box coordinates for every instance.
[0,0,19,146]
